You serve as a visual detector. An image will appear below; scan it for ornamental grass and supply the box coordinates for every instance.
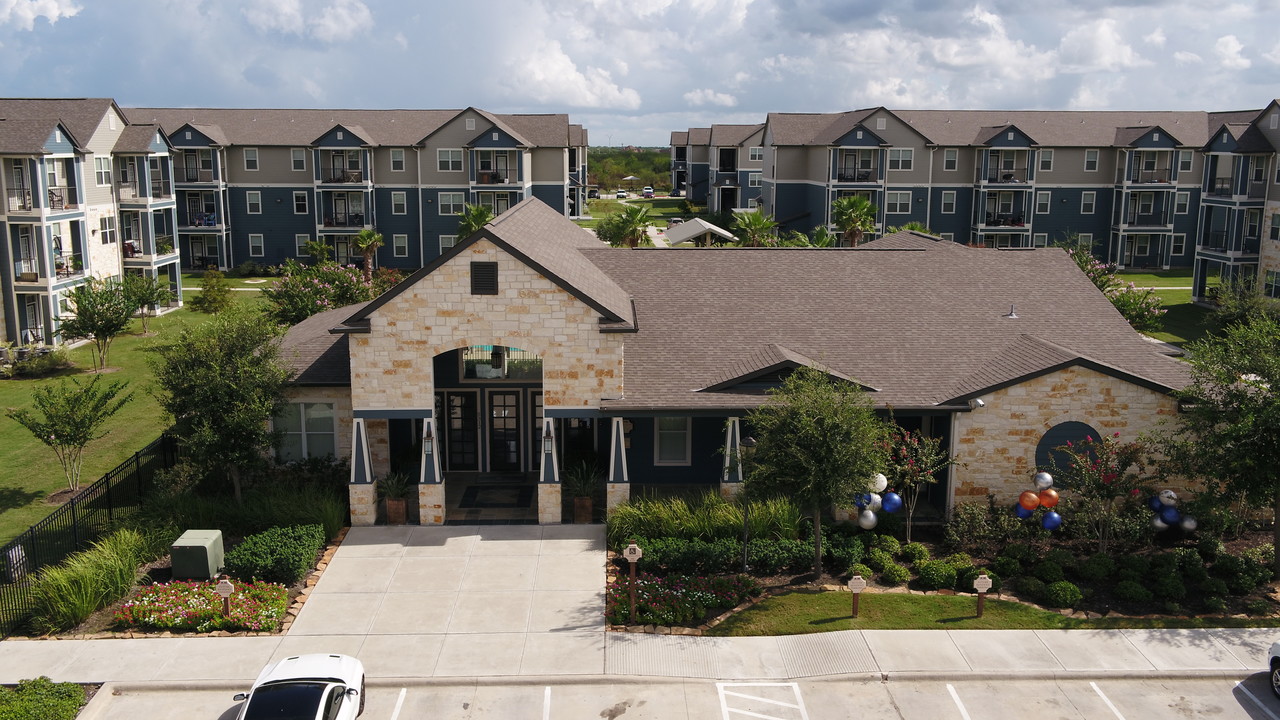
[114,580,288,633]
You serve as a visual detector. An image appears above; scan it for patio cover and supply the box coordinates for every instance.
[664,218,735,246]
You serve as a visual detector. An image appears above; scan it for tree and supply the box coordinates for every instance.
[58,277,135,371]
[457,204,495,238]
[744,366,890,579]
[882,425,959,542]
[6,375,132,492]
[732,210,778,247]
[886,221,933,235]
[149,307,294,504]
[187,269,233,314]
[351,229,384,283]
[831,195,877,246]
[618,204,652,248]
[262,258,385,325]
[302,239,332,263]
[1159,314,1280,577]
[1049,433,1151,554]
[121,273,174,334]
[1058,237,1165,332]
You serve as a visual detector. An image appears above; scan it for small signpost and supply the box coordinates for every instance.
[973,571,993,618]
[623,542,643,625]
[847,575,867,619]
[215,574,235,617]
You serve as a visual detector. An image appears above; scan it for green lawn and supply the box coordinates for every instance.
[1146,290,1217,347]
[181,271,273,289]
[706,590,1280,635]
[1115,267,1193,287]
[0,291,264,544]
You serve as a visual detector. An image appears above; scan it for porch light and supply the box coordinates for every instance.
[543,427,553,454]
[423,429,434,456]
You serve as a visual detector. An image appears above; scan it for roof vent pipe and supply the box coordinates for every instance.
[1005,304,1018,319]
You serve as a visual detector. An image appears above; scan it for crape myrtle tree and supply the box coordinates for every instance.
[58,277,135,370]
[744,366,890,579]
[121,272,174,334]
[149,307,294,505]
[882,424,959,543]
[6,375,133,492]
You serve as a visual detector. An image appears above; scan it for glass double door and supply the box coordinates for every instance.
[435,390,540,473]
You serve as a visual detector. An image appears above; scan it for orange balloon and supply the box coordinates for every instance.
[1019,490,1041,511]
[1038,488,1059,508]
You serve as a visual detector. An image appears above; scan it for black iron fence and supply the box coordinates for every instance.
[0,434,177,638]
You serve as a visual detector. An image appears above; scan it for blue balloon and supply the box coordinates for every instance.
[1015,503,1034,519]
[1160,505,1181,525]
[1041,511,1063,531]
[881,492,903,514]
[1147,495,1163,512]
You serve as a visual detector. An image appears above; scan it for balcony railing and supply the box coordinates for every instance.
[117,180,140,200]
[475,171,512,184]
[155,234,175,255]
[7,188,32,212]
[1128,169,1171,184]
[983,169,1028,183]
[186,212,219,227]
[1202,231,1227,251]
[836,169,875,182]
[1124,211,1170,227]
[177,166,214,183]
[322,170,363,183]
[983,213,1026,227]
[47,186,77,210]
[323,213,366,228]
[54,253,84,280]
[1211,178,1233,196]
[151,179,172,198]
[717,164,738,173]
[13,259,42,282]
[1248,181,1267,200]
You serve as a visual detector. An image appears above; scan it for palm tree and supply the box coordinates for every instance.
[732,210,778,247]
[886,221,933,235]
[831,195,878,247]
[810,226,837,247]
[618,204,651,248]
[457,203,495,238]
[351,229,384,283]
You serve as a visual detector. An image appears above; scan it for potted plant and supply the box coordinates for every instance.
[377,471,413,525]
[562,461,601,524]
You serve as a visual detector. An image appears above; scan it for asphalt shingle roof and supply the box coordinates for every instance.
[0,118,70,154]
[112,124,164,154]
[280,303,369,385]
[709,124,764,147]
[0,98,115,148]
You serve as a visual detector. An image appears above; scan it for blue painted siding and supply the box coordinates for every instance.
[687,163,710,204]
[420,188,469,261]
[43,125,76,154]
[623,416,726,485]
[773,182,828,233]
[371,188,422,269]
[229,186,316,265]
[831,126,885,147]
[470,129,518,148]
[928,186,972,237]
[530,185,565,214]
[170,125,216,147]
[985,127,1033,147]
[314,126,367,147]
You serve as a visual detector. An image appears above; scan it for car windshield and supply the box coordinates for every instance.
[244,681,329,720]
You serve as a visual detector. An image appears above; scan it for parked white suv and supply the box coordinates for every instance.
[234,654,366,719]
[1269,640,1280,698]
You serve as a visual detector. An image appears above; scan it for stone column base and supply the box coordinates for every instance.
[719,482,743,500]
[349,483,376,527]
[419,483,445,526]
[606,482,630,514]
[538,483,562,525]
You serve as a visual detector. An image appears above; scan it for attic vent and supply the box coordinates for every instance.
[1007,131,1014,140]
[55,130,62,143]
[876,118,886,130]
[471,261,498,295]
[1272,114,1279,130]
[185,131,191,140]
[1153,132,1160,141]
[466,118,476,130]
[492,132,499,141]
[856,131,863,139]
[337,131,344,140]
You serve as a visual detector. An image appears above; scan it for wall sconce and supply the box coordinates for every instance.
[423,430,434,456]
[543,427,553,453]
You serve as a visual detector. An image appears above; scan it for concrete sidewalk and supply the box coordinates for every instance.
[1,525,1277,685]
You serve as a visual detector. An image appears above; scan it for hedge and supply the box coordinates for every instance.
[224,524,326,585]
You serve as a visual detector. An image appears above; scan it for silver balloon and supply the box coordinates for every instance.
[872,473,888,493]
[858,509,878,530]
[1033,472,1054,490]
[1180,515,1198,532]
[868,492,882,512]
[1158,489,1178,506]
[1152,516,1168,531]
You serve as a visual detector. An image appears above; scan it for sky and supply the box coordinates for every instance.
[1,0,1279,147]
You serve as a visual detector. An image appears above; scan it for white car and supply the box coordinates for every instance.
[616,189,627,198]
[234,654,366,719]
[1270,641,1280,698]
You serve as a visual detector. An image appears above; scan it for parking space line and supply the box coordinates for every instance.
[721,690,803,709]
[1089,681,1126,720]
[717,682,809,720]
[945,684,972,720]
[544,686,552,720]
[1235,681,1280,720]
[389,687,406,720]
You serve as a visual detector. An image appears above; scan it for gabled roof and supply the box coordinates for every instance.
[766,112,855,146]
[112,123,169,154]
[974,124,1037,146]
[280,303,369,385]
[857,230,966,251]
[663,218,735,246]
[1211,122,1277,153]
[173,122,230,146]
[310,124,372,146]
[899,109,1248,148]
[709,124,764,147]
[0,118,77,154]
[1112,125,1183,147]
[0,97,117,146]
[699,343,873,393]
[687,127,711,145]
[671,130,689,145]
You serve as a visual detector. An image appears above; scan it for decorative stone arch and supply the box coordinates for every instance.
[1034,420,1101,474]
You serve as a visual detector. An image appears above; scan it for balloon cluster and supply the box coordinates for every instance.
[854,473,903,530]
[1013,471,1063,531]
[1146,489,1197,532]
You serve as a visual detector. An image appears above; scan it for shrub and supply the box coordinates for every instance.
[942,552,973,569]
[849,562,873,579]
[1243,544,1275,569]
[879,563,910,586]
[991,555,1020,578]
[1001,542,1037,563]
[606,492,800,547]
[1197,536,1225,561]
[1171,547,1203,572]
[1016,576,1046,601]
[1032,560,1065,584]
[188,269,232,313]
[871,534,900,555]
[1044,580,1083,608]
[635,537,740,575]
[1043,548,1075,569]
[1113,580,1154,604]
[900,542,929,564]
[1201,578,1229,597]
[1163,601,1184,615]
[1148,552,1178,578]
[1202,596,1227,614]
[915,560,957,590]
[1116,554,1150,575]
[224,524,325,585]
[143,482,347,541]
[1245,599,1274,617]
[958,567,1002,594]
[1115,568,1144,584]
[1152,575,1187,601]
[943,496,1022,553]
[604,573,760,626]
[746,538,810,574]
[114,580,288,632]
[27,528,150,634]
[0,677,85,720]
[1210,553,1267,595]
[824,532,865,569]
[1,346,73,379]
[1075,554,1115,584]
[865,548,894,573]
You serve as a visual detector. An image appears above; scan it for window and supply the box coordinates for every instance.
[1272,213,1280,241]
[1266,270,1280,298]
[655,417,691,465]
[1138,192,1153,215]
[390,148,405,172]
[94,157,111,186]
[296,234,310,256]
[1033,233,1048,247]
[438,149,462,172]
[439,192,464,215]
[875,118,886,130]
[1078,232,1093,248]
[440,235,457,250]
[275,403,335,461]
[1247,209,1261,237]
[243,148,258,171]
[393,233,408,257]
[291,148,306,172]
[888,148,913,171]
[997,191,1014,214]
[1081,191,1096,214]
[1135,236,1150,256]
[1178,150,1193,173]
[748,146,763,162]
[247,191,262,214]
[99,216,116,244]
[1172,234,1186,256]
[1175,192,1190,214]
[392,191,407,214]
[1039,149,1054,172]
[1035,191,1050,214]
[941,191,956,214]
[249,233,264,257]
[293,191,308,214]
[748,172,761,188]
[470,261,498,295]
[943,148,957,171]
[886,191,911,213]
[1084,149,1099,172]
[940,233,953,242]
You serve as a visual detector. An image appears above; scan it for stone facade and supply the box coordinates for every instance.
[282,385,355,459]
[950,366,1179,506]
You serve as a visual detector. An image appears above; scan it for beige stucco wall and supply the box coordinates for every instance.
[951,366,1180,503]
[349,237,625,412]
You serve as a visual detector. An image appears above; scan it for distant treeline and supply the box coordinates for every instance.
[589,147,670,191]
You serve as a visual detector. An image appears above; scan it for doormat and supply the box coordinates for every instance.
[458,484,534,509]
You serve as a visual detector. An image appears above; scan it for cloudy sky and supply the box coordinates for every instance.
[2,0,1278,146]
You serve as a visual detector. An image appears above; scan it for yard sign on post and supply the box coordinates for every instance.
[847,574,867,619]
[216,574,235,617]
[974,571,993,618]
[623,541,643,625]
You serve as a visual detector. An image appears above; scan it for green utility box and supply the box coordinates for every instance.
[171,529,224,581]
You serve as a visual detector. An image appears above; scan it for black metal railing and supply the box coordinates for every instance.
[0,434,176,638]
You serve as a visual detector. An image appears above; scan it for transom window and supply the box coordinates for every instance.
[460,345,542,381]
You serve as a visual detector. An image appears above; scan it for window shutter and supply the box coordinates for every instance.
[471,262,498,295]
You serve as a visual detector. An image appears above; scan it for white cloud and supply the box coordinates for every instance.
[504,40,641,109]
[311,0,373,43]
[1143,28,1165,47]
[243,0,304,35]
[1174,50,1203,64]
[1264,42,1280,64]
[0,0,79,30]
[243,0,372,43]
[683,88,737,107]
[393,32,407,51]
[1215,35,1250,69]
[1057,19,1148,72]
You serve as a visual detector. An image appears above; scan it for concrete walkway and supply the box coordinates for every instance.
[1,525,1277,685]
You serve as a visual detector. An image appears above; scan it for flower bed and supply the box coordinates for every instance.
[113,580,288,633]
[605,572,761,626]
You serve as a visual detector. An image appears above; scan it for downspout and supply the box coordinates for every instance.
[415,147,425,261]
[926,146,935,231]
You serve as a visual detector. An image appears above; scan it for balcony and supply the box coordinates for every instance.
[47,186,78,211]
[322,169,363,184]
[53,252,85,280]
[322,212,366,228]
[475,171,511,185]
[836,168,875,183]
[13,258,43,282]
[1210,178,1233,196]
[1126,169,1171,184]
[176,166,214,183]
[117,179,141,200]
[1248,181,1267,200]
[151,179,172,198]
[982,169,1028,184]
[1123,211,1171,227]
[7,188,32,212]
[982,212,1027,227]
[185,212,220,228]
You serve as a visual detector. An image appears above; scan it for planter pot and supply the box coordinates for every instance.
[383,498,407,525]
[573,496,593,524]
